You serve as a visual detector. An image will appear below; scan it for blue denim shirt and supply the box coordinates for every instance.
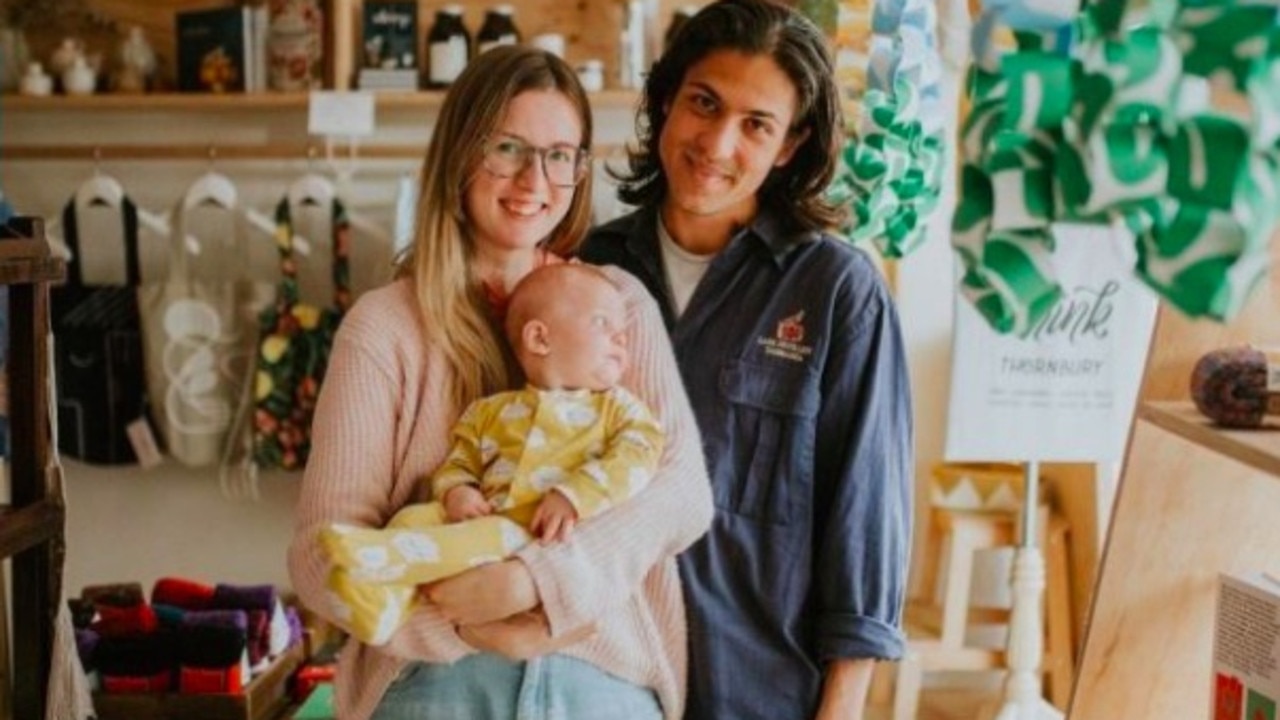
[581,206,912,720]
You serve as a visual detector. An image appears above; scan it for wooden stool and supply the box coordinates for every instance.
[871,463,1075,718]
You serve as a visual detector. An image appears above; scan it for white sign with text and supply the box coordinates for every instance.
[944,223,1159,462]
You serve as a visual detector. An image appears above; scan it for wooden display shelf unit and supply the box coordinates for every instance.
[0,89,641,113]
[1068,236,1280,718]
[92,642,307,720]
[1138,401,1280,478]
[0,218,67,720]
[25,0,682,93]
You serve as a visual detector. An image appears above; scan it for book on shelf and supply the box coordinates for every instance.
[175,5,268,93]
[358,0,419,91]
[1213,572,1280,720]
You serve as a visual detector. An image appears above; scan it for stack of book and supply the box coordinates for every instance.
[175,4,269,93]
[357,1,419,92]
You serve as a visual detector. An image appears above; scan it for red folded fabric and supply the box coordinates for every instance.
[179,664,243,694]
[292,663,335,703]
[152,577,217,611]
[101,670,171,694]
[93,603,159,638]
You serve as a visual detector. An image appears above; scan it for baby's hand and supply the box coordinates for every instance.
[443,484,492,522]
[530,491,579,544]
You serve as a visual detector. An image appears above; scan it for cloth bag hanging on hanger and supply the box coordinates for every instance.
[137,203,273,468]
[246,196,351,471]
[51,197,153,465]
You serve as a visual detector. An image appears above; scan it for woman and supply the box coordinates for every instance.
[287,46,712,720]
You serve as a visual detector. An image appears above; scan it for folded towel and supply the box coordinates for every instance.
[81,583,145,608]
[211,583,276,612]
[181,609,249,632]
[152,577,216,611]
[92,604,158,638]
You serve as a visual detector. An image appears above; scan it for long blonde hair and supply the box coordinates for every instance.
[397,46,594,410]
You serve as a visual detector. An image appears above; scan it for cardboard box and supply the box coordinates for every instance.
[1212,573,1280,720]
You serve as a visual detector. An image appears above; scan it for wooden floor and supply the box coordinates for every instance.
[866,673,1007,720]
[867,690,991,720]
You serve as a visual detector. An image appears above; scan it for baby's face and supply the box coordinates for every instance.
[542,278,628,391]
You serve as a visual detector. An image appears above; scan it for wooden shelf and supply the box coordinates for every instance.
[0,255,63,286]
[0,89,641,113]
[0,500,64,560]
[1139,401,1280,478]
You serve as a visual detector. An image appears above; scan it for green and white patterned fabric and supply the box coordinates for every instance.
[953,0,1280,335]
[823,0,948,259]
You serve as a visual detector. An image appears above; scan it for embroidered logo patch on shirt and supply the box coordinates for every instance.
[757,310,814,362]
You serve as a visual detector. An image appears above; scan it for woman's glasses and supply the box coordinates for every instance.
[482,135,591,188]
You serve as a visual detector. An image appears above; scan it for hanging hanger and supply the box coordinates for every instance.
[287,146,335,208]
[74,149,125,209]
[66,148,170,236]
[182,146,239,211]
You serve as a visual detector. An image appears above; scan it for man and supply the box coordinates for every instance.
[579,1,913,718]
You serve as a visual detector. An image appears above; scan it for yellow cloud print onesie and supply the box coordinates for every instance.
[320,385,665,645]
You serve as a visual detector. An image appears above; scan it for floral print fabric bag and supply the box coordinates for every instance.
[250,196,350,471]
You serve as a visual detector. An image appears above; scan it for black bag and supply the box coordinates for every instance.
[51,198,153,465]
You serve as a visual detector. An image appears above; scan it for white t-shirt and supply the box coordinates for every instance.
[657,218,715,318]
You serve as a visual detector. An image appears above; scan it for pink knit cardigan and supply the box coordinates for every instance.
[287,267,713,720]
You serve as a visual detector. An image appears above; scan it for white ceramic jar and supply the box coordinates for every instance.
[19,62,52,97]
[576,60,604,93]
[62,55,96,95]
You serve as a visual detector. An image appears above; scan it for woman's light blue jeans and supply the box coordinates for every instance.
[370,652,663,720]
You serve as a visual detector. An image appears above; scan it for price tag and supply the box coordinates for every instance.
[308,91,376,137]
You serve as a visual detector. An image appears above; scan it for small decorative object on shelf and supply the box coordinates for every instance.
[529,33,565,58]
[19,62,52,97]
[49,37,84,81]
[176,6,253,93]
[115,25,157,93]
[576,59,604,93]
[62,55,96,96]
[1191,346,1280,429]
[0,25,30,93]
[618,0,645,89]
[358,0,419,92]
[268,0,323,92]
[476,4,521,56]
[426,4,469,88]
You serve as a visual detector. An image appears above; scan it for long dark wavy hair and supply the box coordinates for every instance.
[615,0,845,232]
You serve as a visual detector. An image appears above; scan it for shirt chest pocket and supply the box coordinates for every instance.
[716,360,820,525]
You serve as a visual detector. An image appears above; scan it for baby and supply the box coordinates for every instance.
[321,264,664,645]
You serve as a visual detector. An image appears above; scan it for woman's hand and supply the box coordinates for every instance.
[422,559,539,625]
[459,611,596,661]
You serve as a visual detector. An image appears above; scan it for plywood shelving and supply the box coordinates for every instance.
[1068,238,1280,718]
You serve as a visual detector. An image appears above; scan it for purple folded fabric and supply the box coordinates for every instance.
[211,584,276,612]
[75,628,100,670]
[182,609,249,632]
[286,607,303,647]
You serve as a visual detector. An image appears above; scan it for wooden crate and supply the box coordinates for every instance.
[93,642,305,720]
